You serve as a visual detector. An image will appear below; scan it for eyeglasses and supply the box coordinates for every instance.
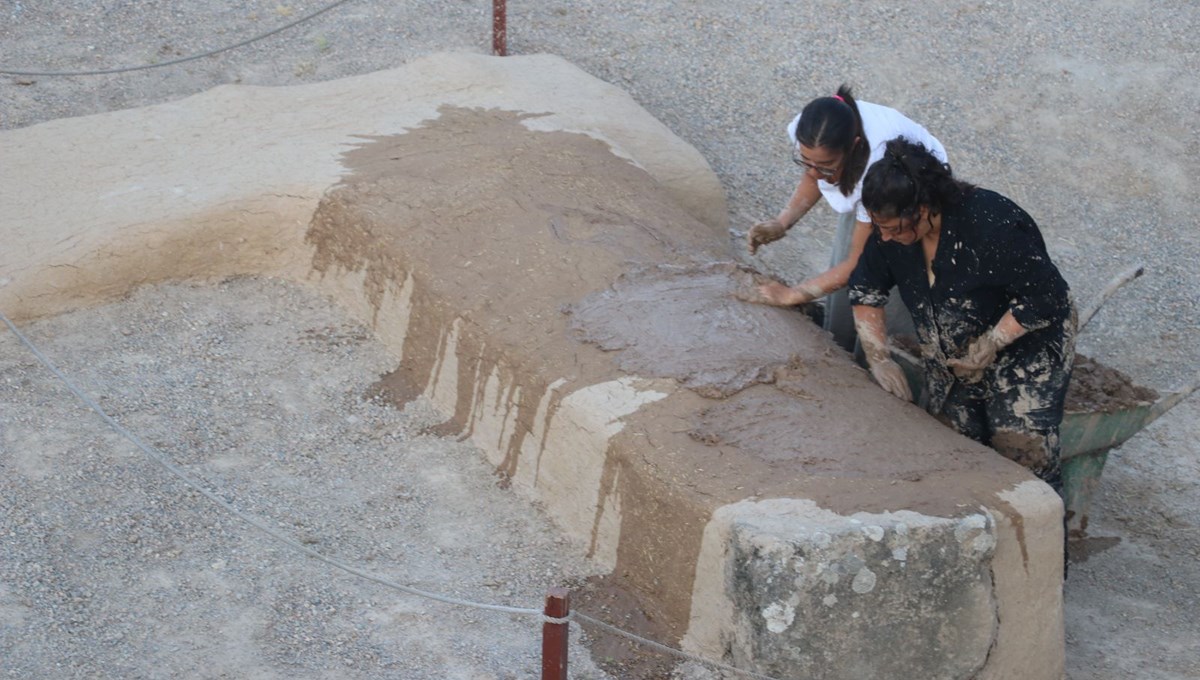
[792,147,838,178]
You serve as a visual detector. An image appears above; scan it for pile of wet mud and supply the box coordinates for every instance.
[1065,354,1159,414]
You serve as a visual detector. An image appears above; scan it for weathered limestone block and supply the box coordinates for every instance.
[692,500,1000,679]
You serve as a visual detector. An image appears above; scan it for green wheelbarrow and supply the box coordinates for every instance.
[1057,371,1200,536]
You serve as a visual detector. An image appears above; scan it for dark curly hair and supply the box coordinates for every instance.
[794,84,868,197]
[861,137,975,224]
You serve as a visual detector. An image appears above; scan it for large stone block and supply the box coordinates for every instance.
[695,500,999,679]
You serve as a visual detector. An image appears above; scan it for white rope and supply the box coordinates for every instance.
[573,612,785,680]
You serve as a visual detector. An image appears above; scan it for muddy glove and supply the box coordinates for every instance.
[747,218,789,254]
[946,329,1005,383]
[870,359,913,402]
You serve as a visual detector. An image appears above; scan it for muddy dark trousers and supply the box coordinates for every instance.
[938,369,1073,578]
[937,378,1065,497]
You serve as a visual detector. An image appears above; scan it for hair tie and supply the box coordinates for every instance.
[832,94,845,103]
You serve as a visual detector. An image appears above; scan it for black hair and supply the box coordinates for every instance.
[861,137,975,225]
[794,84,868,197]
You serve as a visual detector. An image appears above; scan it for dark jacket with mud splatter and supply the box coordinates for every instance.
[848,188,1074,414]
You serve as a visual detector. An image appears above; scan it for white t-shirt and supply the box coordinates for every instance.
[787,100,947,223]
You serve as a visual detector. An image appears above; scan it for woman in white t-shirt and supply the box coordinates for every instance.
[747,85,946,350]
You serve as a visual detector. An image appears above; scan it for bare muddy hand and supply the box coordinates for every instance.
[747,218,788,254]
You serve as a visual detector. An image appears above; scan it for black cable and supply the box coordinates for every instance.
[0,0,360,77]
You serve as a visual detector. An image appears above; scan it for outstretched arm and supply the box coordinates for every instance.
[756,219,872,305]
[853,304,913,401]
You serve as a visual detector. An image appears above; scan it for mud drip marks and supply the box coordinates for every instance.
[955,513,999,556]
[425,317,461,414]
[588,444,622,560]
[573,380,673,560]
[307,192,406,321]
[532,378,569,485]
[987,495,1030,569]
[495,382,541,485]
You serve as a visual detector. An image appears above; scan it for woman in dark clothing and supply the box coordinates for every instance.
[848,137,1076,496]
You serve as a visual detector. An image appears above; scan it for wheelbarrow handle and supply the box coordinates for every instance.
[1147,369,1200,423]
[1078,264,1145,331]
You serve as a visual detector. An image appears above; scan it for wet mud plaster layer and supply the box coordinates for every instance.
[307,106,1066,679]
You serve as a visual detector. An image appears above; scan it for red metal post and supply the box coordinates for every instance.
[492,0,508,56]
[541,587,569,680]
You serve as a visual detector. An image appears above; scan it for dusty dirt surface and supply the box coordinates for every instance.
[2,1,1198,678]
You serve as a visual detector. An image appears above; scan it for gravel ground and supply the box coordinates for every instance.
[2,1,1198,678]
[0,279,616,679]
